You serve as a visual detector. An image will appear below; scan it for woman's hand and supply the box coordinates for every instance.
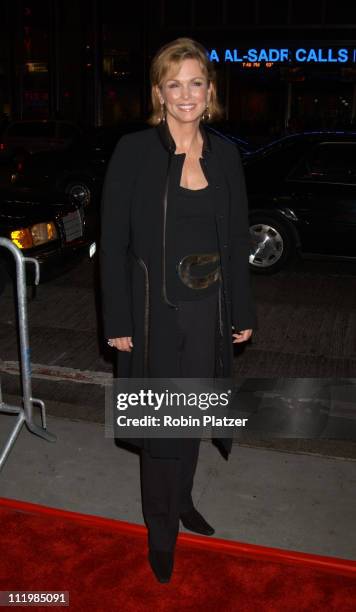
[107,337,133,352]
[232,329,253,344]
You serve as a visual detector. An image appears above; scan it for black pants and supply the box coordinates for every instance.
[140,291,218,552]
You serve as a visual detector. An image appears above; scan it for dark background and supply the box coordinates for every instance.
[1,0,356,143]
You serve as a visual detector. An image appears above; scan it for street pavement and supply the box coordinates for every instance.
[2,254,356,377]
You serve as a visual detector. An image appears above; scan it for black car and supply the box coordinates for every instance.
[7,121,150,207]
[8,147,103,208]
[8,122,250,207]
[244,131,356,273]
[0,119,84,155]
[0,189,96,294]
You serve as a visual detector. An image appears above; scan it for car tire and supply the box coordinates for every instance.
[63,179,93,207]
[248,214,296,274]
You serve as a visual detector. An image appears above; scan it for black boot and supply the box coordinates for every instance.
[148,549,174,583]
[180,508,215,536]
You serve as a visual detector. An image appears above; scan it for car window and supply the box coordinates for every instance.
[7,122,55,138]
[245,140,308,183]
[289,143,356,183]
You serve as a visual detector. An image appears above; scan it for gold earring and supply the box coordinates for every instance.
[201,105,211,122]
[160,103,166,123]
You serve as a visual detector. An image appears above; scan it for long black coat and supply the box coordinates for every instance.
[100,121,257,459]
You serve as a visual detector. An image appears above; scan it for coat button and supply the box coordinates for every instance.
[215,185,220,189]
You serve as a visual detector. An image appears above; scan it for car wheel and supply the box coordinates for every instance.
[249,215,296,274]
[64,180,92,207]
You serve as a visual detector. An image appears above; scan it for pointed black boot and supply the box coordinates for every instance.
[180,508,215,536]
[148,549,174,583]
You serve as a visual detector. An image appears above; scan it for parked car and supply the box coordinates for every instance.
[244,131,356,273]
[0,148,20,188]
[0,188,96,295]
[8,121,250,207]
[0,119,83,156]
[9,148,102,208]
[8,121,150,207]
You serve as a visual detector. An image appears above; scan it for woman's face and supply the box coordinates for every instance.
[157,58,212,125]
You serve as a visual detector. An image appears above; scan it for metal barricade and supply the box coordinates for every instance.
[0,238,56,472]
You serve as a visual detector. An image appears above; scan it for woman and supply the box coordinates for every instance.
[100,37,257,583]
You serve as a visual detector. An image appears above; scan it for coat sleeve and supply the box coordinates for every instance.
[227,145,258,331]
[100,133,136,339]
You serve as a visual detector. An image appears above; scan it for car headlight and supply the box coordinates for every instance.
[11,222,58,249]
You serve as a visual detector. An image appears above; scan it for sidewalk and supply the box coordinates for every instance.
[1,412,355,560]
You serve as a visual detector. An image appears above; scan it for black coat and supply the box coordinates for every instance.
[100,121,257,459]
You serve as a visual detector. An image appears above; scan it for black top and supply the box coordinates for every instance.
[166,154,221,301]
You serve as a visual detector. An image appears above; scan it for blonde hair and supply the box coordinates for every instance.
[147,37,224,125]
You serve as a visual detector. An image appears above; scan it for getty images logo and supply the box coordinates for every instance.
[116,388,232,411]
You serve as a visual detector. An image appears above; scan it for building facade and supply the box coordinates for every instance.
[1,0,356,141]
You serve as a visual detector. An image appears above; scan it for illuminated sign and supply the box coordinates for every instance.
[209,48,356,64]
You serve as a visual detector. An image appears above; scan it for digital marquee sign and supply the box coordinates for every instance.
[209,47,356,64]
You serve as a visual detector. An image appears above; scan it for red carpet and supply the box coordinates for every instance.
[0,497,355,612]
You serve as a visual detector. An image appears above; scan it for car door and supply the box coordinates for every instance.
[285,141,356,256]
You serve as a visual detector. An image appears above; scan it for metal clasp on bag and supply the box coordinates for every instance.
[177,252,221,289]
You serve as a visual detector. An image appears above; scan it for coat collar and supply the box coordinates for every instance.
[155,120,212,156]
